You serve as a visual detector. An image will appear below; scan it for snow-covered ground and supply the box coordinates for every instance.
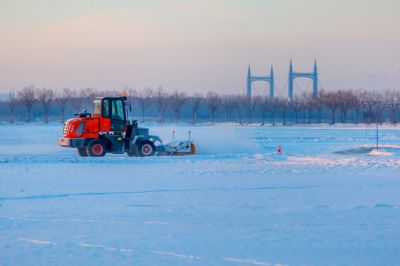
[0,123,399,266]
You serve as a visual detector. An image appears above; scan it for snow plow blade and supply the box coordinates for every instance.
[156,140,196,156]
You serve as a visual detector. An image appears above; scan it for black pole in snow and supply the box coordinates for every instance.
[376,123,379,150]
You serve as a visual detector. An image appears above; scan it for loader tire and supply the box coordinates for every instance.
[86,139,106,157]
[77,147,89,157]
[137,140,155,157]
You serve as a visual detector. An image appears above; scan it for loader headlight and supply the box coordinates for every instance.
[63,121,70,136]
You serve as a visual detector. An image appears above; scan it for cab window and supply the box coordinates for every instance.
[102,99,110,118]
[111,99,125,120]
[93,99,102,115]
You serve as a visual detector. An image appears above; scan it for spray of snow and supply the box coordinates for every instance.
[193,127,263,155]
[152,125,263,155]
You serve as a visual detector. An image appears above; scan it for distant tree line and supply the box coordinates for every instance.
[1,84,400,125]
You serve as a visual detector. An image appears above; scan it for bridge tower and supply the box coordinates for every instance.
[247,65,274,99]
[288,60,318,100]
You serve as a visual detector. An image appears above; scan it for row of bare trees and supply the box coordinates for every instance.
[7,85,117,123]
[2,85,400,125]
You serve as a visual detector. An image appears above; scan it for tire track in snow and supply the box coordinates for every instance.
[150,250,201,260]
[17,238,56,245]
[226,257,288,266]
[15,238,290,265]
[0,154,249,164]
[78,242,133,253]
[0,186,314,202]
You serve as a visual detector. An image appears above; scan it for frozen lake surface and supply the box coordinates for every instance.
[0,123,399,266]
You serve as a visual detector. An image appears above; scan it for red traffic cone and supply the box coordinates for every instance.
[277,145,282,153]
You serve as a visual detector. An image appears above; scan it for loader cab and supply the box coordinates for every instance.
[93,97,128,131]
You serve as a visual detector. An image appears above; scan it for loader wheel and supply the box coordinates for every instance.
[86,139,106,157]
[138,141,155,157]
[77,147,89,157]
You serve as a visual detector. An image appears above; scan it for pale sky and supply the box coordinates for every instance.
[0,0,399,96]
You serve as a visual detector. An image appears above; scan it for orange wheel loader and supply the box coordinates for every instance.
[58,96,195,157]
